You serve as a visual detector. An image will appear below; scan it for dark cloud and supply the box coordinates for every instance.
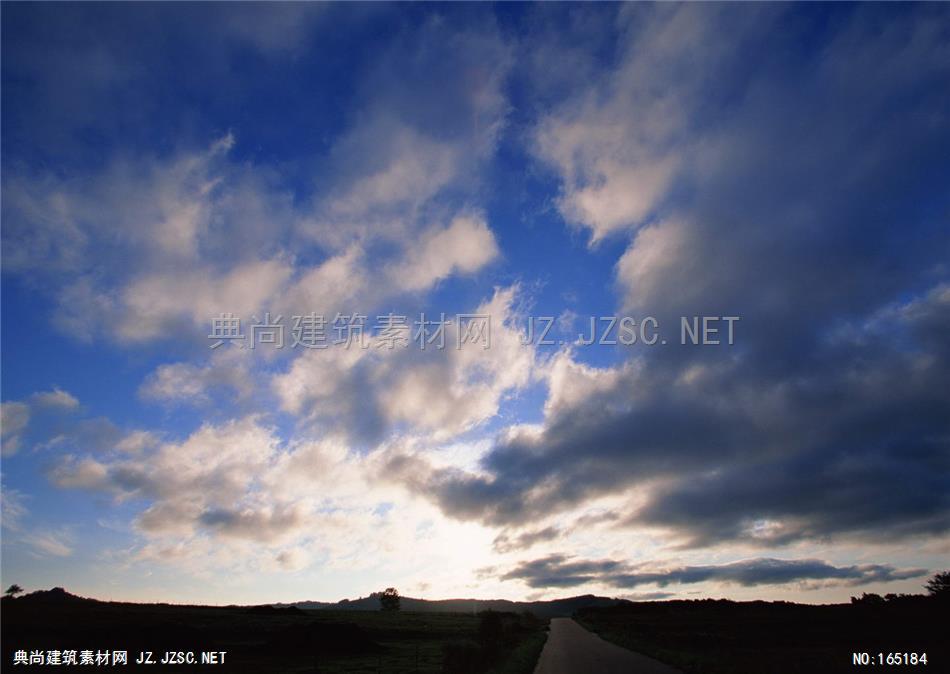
[634,436,950,549]
[501,555,928,591]
[491,511,621,553]
[395,5,950,548]
[619,591,676,601]
[493,526,562,553]
[501,554,624,589]
[198,506,306,543]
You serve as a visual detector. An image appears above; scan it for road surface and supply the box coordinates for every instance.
[533,617,682,674]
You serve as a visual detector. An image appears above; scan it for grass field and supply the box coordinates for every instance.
[1,594,548,673]
[575,596,947,674]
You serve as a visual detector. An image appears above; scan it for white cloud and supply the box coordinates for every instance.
[272,343,368,419]
[0,175,89,275]
[23,529,74,557]
[46,414,504,588]
[615,218,691,312]
[274,546,311,572]
[1,402,30,456]
[50,456,110,489]
[115,430,160,454]
[387,214,499,293]
[140,363,212,402]
[323,124,463,225]
[532,6,740,244]
[278,245,368,317]
[52,278,119,343]
[13,127,507,348]
[273,285,535,441]
[380,286,534,437]
[1,487,28,531]
[5,134,302,345]
[4,17,514,355]
[1,390,138,457]
[31,387,80,410]
[1,401,31,435]
[51,417,290,538]
[118,258,293,342]
[140,349,252,405]
[542,351,633,418]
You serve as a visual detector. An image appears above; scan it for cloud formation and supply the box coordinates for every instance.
[1,388,87,456]
[274,285,536,443]
[390,5,950,553]
[3,3,948,602]
[500,554,928,591]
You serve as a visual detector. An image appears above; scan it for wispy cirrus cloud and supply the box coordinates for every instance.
[22,529,75,558]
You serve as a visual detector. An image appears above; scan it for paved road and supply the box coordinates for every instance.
[533,618,682,674]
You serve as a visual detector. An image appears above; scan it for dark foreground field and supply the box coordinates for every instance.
[576,595,948,674]
[1,590,547,673]
[5,590,947,674]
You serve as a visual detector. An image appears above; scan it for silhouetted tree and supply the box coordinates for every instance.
[850,592,885,605]
[924,571,950,596]
[5,584,23,597]
[379,587,400,611]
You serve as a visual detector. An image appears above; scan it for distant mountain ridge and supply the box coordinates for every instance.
[275,593,626,618]
[5,587,627,618]
[11,587,94,604]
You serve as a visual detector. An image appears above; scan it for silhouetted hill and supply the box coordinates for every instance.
[5,588,945,672]
[278,593,625,618]
[15,586,95,604]
[6,586,621,617]
[2,588,544,672]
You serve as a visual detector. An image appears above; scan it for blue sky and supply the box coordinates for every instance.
[2,3,948,604]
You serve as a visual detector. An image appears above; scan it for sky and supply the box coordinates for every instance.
[1,3,948,606]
